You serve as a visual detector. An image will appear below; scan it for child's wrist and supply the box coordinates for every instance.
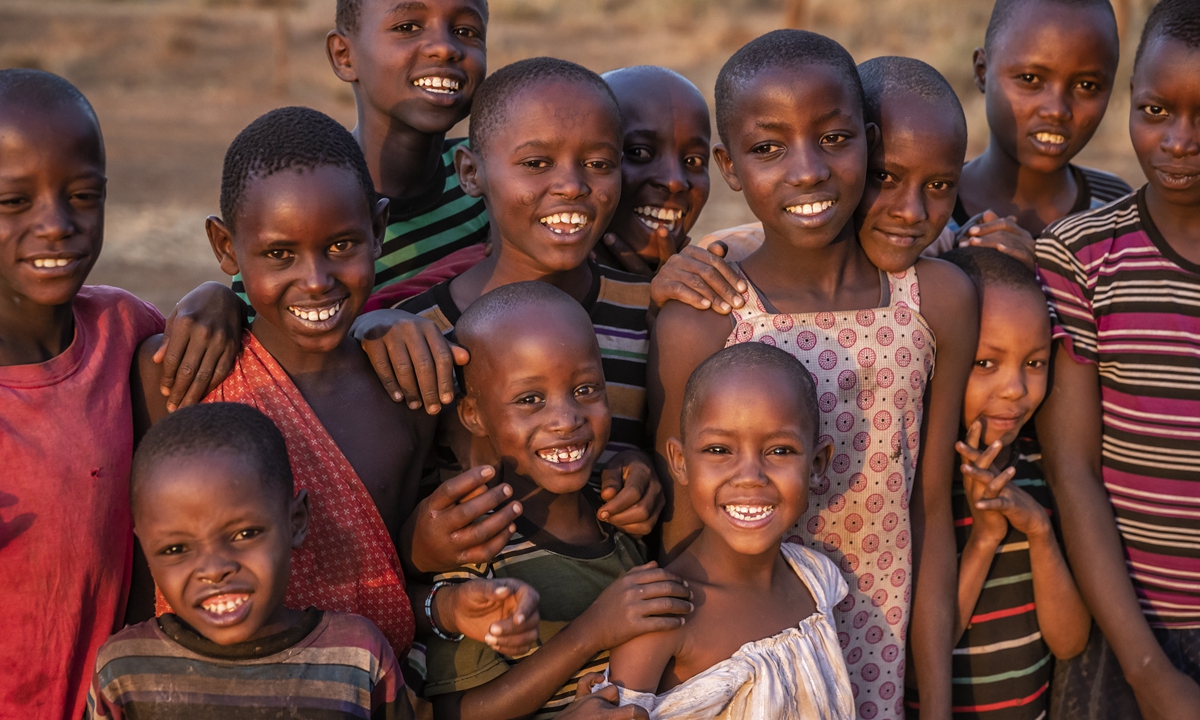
[1022,516,1055,544]
[430,582,463,638]
[966,526,1004,552]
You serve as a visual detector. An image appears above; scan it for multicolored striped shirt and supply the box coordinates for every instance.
[1036,187,1200,628]
[397,261,652,468]
[425,494,645,717]
[950,442,1053,719]
[946,165,1132,236]
[233,137,489,304]
[87,609,409,719]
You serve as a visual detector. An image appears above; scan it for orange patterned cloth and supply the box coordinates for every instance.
[155,332,415,658]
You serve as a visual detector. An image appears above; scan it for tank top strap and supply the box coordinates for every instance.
[884,264,921,314]
[729,262,771,321]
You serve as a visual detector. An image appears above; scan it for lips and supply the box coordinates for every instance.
[633,205,683,233]
[412,75,462,95]
[539,212,592,236]
[195,592,252,627]
[783,198,838,228]
[287,299,345,330]
[536,442,589,464]
[1153,166,1200,191]
[722,503,777,528]
[1029,130,1070,156]
[22,254,85,275]
[870,228,923,248]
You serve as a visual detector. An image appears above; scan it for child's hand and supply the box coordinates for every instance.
[351,308,469,414]
[156,281,244,411]
[956,421,1014,545]
[436,578,541,657]
[576,562,692,653]
[559,673,649,720]
[597,226,680,278]
[597,450,664,537]
[405,465,522,575]
[957,210,1037,270]
[649,243,747,317]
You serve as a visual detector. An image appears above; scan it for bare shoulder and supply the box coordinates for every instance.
[607,625,686,694]
[135,334,170,423]
[914,257,977,332]
[652,300,732,352]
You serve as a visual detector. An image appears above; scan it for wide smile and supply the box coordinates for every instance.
[22,254,85,276]
[784,199,838,227]
[539,212,592,236]
[195,592,252,627]
[633,206,683,234]
[1154,166,1200,191]
[1029,130,1070,155]
[722,503,777,528]
[412,75,462,96]
[287,299,345,330]
[534,442,591,473]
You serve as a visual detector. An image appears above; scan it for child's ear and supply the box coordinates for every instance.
[206,215,241,277]
[325,30,358,83]
[810,436,834,479]
[712,144,743,193]
[457,394,490,438]
[456,145,485,199]
[290,489,310,548]
[973,48,988,94]
[665,437,689,486]
[371,197,389,259]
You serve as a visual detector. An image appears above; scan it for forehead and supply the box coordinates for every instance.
[729,64,861,132]
[693,366,810,425]
[365,0,487,21]
[494,80,621,149]
[1135,37,1200,96]
[610,72,709,135]
[466,307,600,385]
[135,451,281,522]
[237,165,370,231]
[991,3,1118,69]
[0,103,104,172]
[875,95,965,173]
[981,285,1050,331]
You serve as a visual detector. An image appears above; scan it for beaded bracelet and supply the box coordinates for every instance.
[425,580,465,642]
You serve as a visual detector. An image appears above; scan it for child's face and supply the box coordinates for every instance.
[856,95,965,273]
[976,4,1118,174]
[134,451,308,646]
[0,104,105,309]
[1130,37,1200,209]
[462,82,622,274]
[606,71,712,263]
[962,286,1051,448]
[341,0,487,134]
[209,166,385,356]
[668,371,831,557]
[714,65,871,252]
[460,303,611,495]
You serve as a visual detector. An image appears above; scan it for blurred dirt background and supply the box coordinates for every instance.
[0,0,1156,311]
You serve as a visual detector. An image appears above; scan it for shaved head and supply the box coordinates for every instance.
[0,69,103,162]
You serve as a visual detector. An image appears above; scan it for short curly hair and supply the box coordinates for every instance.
[468,57,620,157]
[984,0,1117,55]
[942,246,1042,297]
[131,403,294,510]
[1135,0,1200,70]
[335,0,489,36]
[219,106,375,231]
[715,29,864,147]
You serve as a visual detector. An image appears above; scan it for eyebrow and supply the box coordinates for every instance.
[388,1,427,14]
[512,139,621,155]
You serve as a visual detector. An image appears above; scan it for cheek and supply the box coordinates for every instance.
[961,378,990,425]
[517,189,538,207]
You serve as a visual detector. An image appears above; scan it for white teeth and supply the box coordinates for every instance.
[202,595,247,615]
[537,444,587,464]
[1035,132,1066,145]
[633,206,681,232]
[288,301,342,324]
[786,200,835,217]
[723,504,776,522]
[539,213,591,235]
[413,76,460,94]
[32,258,72,268]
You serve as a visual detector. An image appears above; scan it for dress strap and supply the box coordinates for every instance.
[885,264,922,314]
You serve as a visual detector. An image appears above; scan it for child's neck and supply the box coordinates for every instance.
[740,221,880,315]
[1144,186,1200,265]
[0,296,75,367]
[353,104,446,201]
[683,529,782,591]
[450,240,595,309]
[502,465,604,547]
[250,320,361,382]
[962,141,1078,236]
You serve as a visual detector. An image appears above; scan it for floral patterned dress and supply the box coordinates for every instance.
[725,266,935,720]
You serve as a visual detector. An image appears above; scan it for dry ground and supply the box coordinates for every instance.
[0,0,1154,311]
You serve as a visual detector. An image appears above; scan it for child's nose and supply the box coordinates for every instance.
[296,255,337,293]
[889,186,928,225]
[1037,90,1072,122]
[654,156,689,194]
[32,196,77,242]
[784,142,832,188]
[422,22,464,61]
[730,456,770,486]
[194,551,238,584]
[1161,123,1200,158]
[550,167,590,199]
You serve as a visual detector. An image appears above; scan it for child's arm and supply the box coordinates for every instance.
[606,627,684,693]
[648,301,734,559]
[910,259,979,720]
[1038,348,1200,714]
[351,308,470,414]
[432,563,692,720]
[153,282,244,411]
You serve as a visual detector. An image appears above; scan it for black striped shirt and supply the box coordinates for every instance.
[947,165,1133,235]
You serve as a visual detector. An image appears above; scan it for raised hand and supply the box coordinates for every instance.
[957,210,1037,270]
[351,307,469,414]
[156,281,244,411]
[956,421,1015,545]
[597,450,664,537]
[403,465,521,575]
[649,241,746,318]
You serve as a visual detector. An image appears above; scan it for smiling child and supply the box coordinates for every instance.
[606,343,853,719]
[88,403,413,719]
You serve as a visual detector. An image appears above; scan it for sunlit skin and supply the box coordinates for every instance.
[326,0,488,199]
[961,3,1119,234]
[609,369,830,692]
[856,94,966,273]
[1130,36,1200,264]
[458,300,612,546]
[450,80,622,306]
[604,66,712,265]
[134,450,309,646]
[0,100,105,366]
[961,285,1050,464]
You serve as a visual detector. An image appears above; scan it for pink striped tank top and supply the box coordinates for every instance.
[725,265,936,720]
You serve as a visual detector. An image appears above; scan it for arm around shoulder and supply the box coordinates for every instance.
[132,334,171,437]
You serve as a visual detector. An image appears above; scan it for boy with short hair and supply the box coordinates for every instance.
[0,69,242,719]
[1035,1,1200,717]
[136,106,536,662]
[88,402,413,719]
[426,282,692,720]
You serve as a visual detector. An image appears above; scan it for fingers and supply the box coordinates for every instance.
[602,233,654,277]
[976,439,1005,470]
[965,420,982,449]
[984,466,1017,498]
[175,343,225,409]
[401,328,448,414]
[428,466,497,511]
[450,344,470,366]
[598,463,624,503]
[628,577,692,601]
[451,517,519,566]
[162,325,212,412]
[576,673,610,700]
[603,481,662,535]
[423,322,458,409]
[365,336,417,408]
[597,458,651,521]
[651,226,679,269]
[707,240,728,258]
[651,250,745,314]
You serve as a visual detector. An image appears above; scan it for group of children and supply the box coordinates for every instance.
[4,0,1200,718]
